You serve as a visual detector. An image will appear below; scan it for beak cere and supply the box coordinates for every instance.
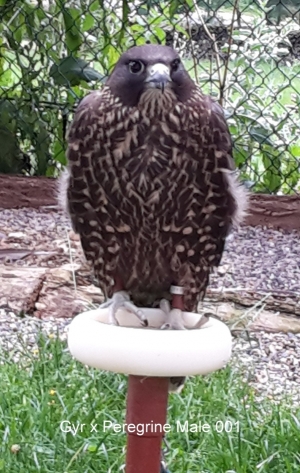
[145,63,171,92]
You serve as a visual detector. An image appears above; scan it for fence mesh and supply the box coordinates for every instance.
[0,0,300,193]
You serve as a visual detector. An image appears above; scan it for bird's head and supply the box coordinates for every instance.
[106,44,196,107]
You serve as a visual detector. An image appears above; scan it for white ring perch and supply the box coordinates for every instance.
[68,308,232,377]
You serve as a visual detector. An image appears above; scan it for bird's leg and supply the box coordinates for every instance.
[99,275,148,326]
[160,285,186,330]
[160,285,209,330]
[159,286,189,392]
[113,274,124,292]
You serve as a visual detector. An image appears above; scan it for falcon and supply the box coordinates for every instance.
[61,44,247,331]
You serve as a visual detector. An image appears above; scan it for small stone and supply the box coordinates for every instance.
[11,444,21,454]
[8,232,25,239]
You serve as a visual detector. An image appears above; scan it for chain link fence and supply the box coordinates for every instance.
[0,0,300,193]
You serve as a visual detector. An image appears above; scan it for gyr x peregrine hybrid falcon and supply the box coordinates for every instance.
[62,44,247,333]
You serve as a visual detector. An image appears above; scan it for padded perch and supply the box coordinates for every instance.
[68,308,232,377]
[68,308,232,473]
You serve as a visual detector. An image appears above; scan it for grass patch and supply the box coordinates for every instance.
[0,334,299,472]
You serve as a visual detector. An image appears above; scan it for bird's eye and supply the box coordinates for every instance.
[128,60,145,74]
[171,59,181,72]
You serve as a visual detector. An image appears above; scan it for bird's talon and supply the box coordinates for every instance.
[123,301,147,326]
[160,323,170,330]
[192,314,210,329]
[160,299,171,314]
[108,310,119,326]
[99,291,148,326]
[159,303,186,330]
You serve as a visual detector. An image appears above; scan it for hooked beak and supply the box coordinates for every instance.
[145,63,171,92]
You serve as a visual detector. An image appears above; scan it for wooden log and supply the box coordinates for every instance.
[205,288,300,317]
[245,194,300,231]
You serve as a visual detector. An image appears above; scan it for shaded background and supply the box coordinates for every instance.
[0,0,300,194]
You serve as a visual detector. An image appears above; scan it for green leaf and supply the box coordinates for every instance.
[87,444,98,453]
[289,144,300,158]
[137,7,149,15]
[46,165,56,177]
[233,145,250,168]
[24,5,37,40]
[0,127,22,174]
[249,126,273,146]
[50,56,105,86]
[62,7,82,54]
[54,138,66,165]
[82,14,95,32]
[262,148,282,193]
[35,126,50,176]
[5,32,19,51]
[169,0,180,17]
[103,44,121,72]
[152,27,166,43]
[90,0,100,12]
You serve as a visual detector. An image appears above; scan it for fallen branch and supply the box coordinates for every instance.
[206,287,300,316]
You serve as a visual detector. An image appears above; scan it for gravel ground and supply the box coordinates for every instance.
[212,225,300,296]
[232,331,300,406]
[2,207,300,295]
[0,207,300,405]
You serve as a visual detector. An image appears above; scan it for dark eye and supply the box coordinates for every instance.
[171,59,181,72]
[128,60,145,74]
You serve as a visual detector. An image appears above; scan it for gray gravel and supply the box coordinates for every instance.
[211,225,300,295]
[231,331,300,406]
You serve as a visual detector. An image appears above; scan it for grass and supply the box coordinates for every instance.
[0,333,299,473]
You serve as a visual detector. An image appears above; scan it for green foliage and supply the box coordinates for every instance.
[0,0,177,175]
[0,0,108,175]
[0,100,21,174]
[182,2,300,194]
[222,20,300,194]
[266,0,300,24]
[60,4,83,54]
[0,0,299,192]
[50,56,105,87]
[150,0,300,19]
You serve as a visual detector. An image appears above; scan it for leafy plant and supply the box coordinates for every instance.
[0,0,105,175]
[0,0,299,192]
[182,1,300,193]
[266,0,300,24]
[221,17,300,193]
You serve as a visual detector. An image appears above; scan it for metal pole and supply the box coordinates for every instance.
[125,375,169,473]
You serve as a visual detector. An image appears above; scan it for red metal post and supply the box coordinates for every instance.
[125,375,169,473]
